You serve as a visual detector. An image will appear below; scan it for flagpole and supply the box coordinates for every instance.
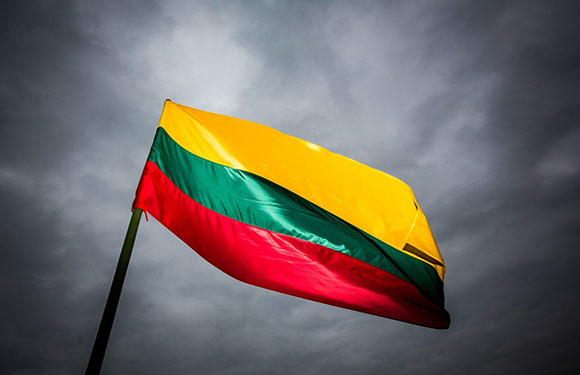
[86,208,143,375]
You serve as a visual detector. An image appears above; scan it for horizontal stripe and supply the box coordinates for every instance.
[158,101,445,279]
[133,161,450,328]
[146,127,444,307]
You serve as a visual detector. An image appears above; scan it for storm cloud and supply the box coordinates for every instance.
[1,1,579,374]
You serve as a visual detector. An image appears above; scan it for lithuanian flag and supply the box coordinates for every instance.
[133,100,450,329]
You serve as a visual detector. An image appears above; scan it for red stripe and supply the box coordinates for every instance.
[134,161,450,328]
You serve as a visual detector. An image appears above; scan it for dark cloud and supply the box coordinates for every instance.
[1,0,579,374]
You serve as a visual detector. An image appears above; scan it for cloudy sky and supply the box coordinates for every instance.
[1,0,579,374]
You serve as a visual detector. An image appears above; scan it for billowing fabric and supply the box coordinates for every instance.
[160,101,445,279]
[133,100,450,328]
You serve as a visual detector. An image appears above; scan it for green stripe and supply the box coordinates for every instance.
[149,127,444,307]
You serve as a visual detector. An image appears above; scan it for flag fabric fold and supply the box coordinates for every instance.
[133,100,450,328]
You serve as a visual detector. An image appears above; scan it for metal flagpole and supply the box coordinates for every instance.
[85,208,143,375]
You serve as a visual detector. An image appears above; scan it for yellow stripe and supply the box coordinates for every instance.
[158,101,445,279]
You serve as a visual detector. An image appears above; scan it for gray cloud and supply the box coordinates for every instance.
[1,0,579,374]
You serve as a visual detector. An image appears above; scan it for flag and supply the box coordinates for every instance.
[133,100,450,328]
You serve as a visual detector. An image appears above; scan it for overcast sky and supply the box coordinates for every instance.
[1,0,579,374]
